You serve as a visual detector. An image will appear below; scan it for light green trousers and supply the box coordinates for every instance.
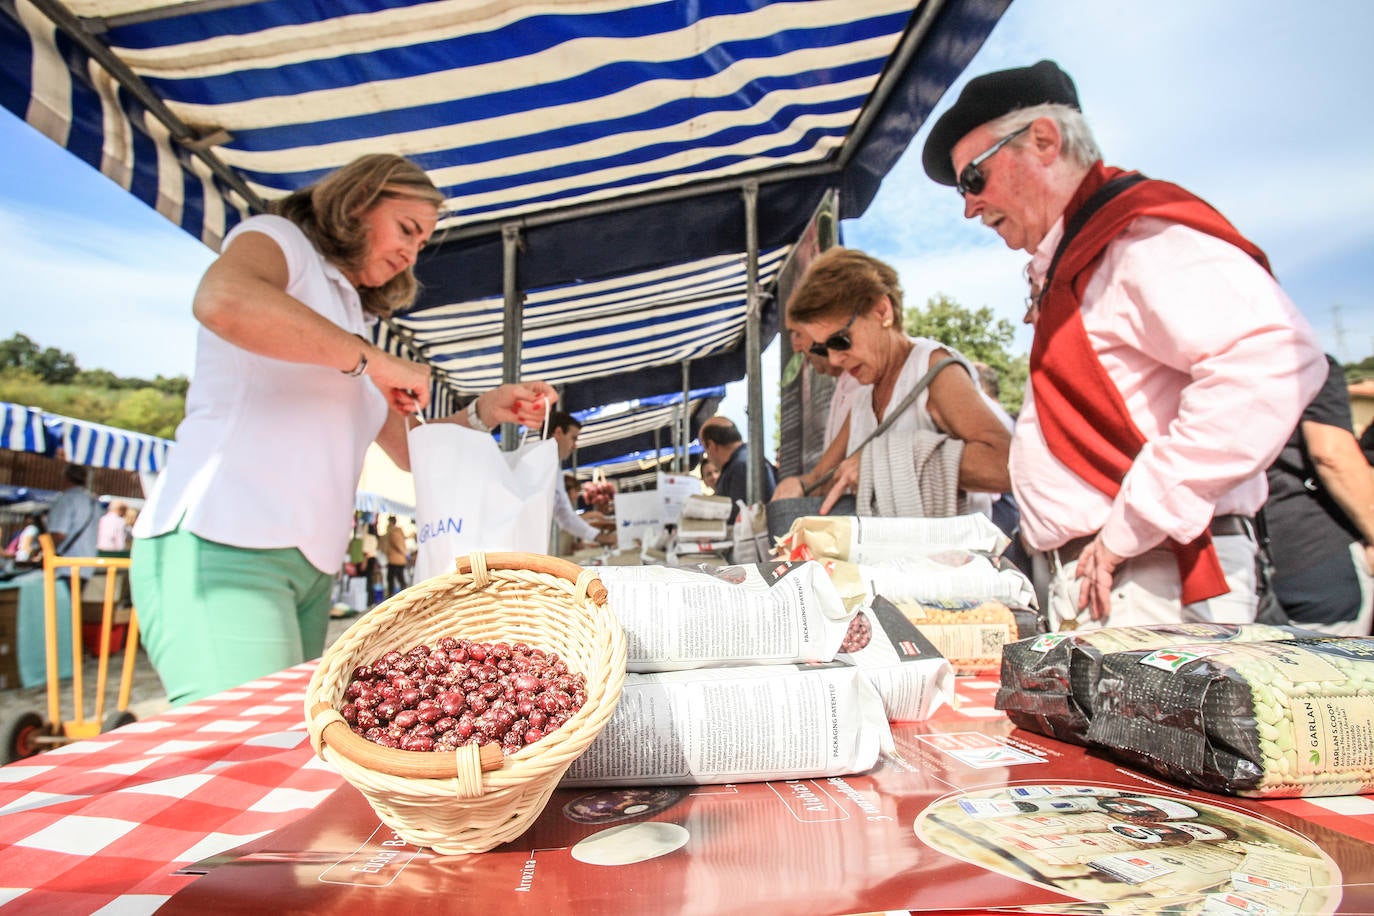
[130,528,333,705]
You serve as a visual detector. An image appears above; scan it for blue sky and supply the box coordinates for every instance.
[2,0,1372,454]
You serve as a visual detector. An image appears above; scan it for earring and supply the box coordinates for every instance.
[881,318,892,328]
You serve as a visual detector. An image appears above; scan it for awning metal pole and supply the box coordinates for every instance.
[743,181,764,505]
[500,224,523,451]
[681,361,692,472]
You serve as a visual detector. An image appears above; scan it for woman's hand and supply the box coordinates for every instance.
[367,349,432,414]
[771,476,806,501]
[818,452,861,514]
[475,381,559,429]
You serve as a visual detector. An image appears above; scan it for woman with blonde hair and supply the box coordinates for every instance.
[132,153,555,704]
[772,247,1010,517]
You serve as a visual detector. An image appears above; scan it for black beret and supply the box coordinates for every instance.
[921,60,1080,186]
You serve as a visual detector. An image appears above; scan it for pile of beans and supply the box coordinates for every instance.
[340,637,587,754]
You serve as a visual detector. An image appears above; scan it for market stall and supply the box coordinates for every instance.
[0,664,1370,913]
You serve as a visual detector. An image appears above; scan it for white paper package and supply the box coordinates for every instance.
[822,552,1036,609]
[782,513,1010,564]
[837,602,956,722]
[560,663,893,786]
[597,561,853,673]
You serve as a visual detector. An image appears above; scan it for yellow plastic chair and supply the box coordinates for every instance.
[8,533,142,759]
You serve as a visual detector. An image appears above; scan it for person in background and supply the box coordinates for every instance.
[362,521,381,603]
[971,361,1017,431]
[47,464,102,562]
[1263,355,1374,635]
[383,515,410,595]
[920,59,1324,628]
[699,459,721,493]
[97,499,130,557]
[699,416,777,519]
[772,248,1010,517]
[548,411,616,549]
[1360,420,1374,466]
[10,513,43,566]
[131,153,556,705]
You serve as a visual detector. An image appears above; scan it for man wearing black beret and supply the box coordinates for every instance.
[921,60,1326,629]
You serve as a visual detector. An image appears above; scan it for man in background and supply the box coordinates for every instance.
[699,416,776,519]
[1264,356,1374,635]
[47,464,102,562]
[97,499,130,557]
[549,412,616,549]
[383,515,410,596]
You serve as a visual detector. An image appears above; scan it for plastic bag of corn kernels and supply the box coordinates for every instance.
[996,624,1299,746]
[1086,636,1374,797]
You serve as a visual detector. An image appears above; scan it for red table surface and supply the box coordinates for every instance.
[0,669,1371,915]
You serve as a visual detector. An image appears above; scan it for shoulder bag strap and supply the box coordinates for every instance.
[803,356,961,495]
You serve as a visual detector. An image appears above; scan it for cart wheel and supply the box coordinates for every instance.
[2,712,46,764]
[102,710,138,733]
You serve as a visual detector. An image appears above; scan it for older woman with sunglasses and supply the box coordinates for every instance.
[772,247,1011,516]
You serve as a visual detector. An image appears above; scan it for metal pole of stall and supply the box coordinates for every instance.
[499,223,524,451]
[681,360,692,472]
[742,181,764,505]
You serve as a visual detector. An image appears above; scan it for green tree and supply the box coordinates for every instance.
[903,293,1026,415]
[0,333,40,370]
[108,387,184,439]
[0,332,78,383]
[1,333,188,437]
[1345,356,1374,382]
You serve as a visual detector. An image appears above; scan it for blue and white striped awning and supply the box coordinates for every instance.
[354,490,416,519]
[59,414,172,472]
[1,0,1010,454]
[0,402,49,454]
[579,444,704,491]
[1,401,174,471]
[571,384,724,466]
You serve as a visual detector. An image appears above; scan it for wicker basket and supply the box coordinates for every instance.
[305,551,626,854]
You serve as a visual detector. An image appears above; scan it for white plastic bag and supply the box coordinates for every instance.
[408,422,558,583]
[731,500,770,564]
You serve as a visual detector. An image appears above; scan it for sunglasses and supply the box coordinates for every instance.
[957,123,1031,197]
[807,305,862,357]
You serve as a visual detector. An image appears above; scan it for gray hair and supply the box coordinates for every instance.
[987,103,1101,168]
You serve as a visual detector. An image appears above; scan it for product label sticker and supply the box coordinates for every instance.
[917,731,1045,768]
[956,798,1025,819]
[1139,648,1220,672]
[1089,853,1173,885]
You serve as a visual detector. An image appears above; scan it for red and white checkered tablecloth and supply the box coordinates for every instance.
[0,663,338,915]
[2,667,1372,914]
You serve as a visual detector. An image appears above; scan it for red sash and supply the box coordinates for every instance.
[1029,162,1270,604]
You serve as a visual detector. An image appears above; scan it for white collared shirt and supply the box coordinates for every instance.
[135,215,387,573]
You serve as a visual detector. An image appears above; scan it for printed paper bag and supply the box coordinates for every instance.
[409,422,558,583]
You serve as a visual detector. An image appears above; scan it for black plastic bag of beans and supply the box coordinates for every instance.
[996,623,1298,745]
[1084,636,1374,798]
